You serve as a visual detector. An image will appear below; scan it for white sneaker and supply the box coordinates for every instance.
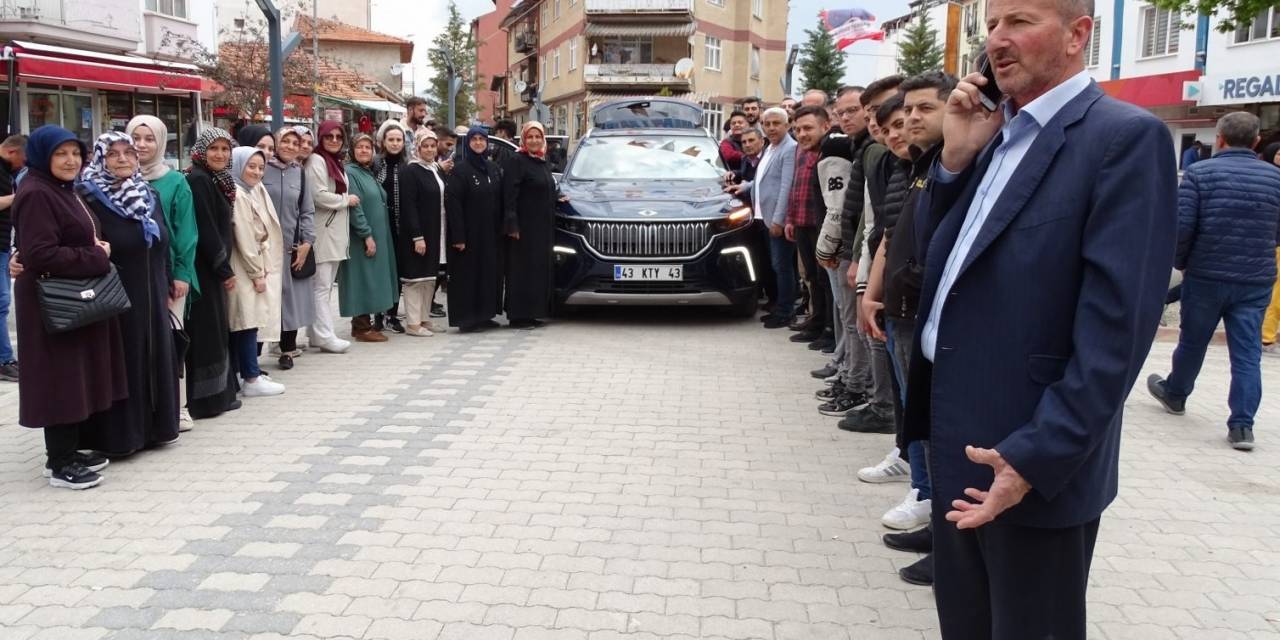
[315,337,351,354]
[858,448,911,484]
[881,488,931,530]
[178,408,195,432]
[405,325,434,337]
[241,377,286,397]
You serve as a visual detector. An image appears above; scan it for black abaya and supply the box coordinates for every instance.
[79,187,180,454]
[185,166,238,418]
[501,152,557,321]
[444,159,503,329]
[398,163,444,279]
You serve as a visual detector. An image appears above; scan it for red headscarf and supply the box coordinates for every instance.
[517,121,547,160]
[316,120,348,195]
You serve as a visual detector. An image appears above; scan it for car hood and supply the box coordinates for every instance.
[557,179,734,220]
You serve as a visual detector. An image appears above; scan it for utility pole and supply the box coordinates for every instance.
[313,0,321,125]
[784,45,799,98]
[440,48,462,130]
[254,0,285,131]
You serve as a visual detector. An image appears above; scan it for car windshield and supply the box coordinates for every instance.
[568,135,723,180]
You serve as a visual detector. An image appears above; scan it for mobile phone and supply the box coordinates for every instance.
[974,50,1003,112]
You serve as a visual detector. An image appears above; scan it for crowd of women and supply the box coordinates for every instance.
[9,118,561,489]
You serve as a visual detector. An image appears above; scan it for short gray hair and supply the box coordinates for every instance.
[1056,0,1094,19]
[740,126,765,140]
[761,107,789,123]
[1218,111,1261,149]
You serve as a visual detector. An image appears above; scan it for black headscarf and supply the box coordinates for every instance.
[1262,142,1280,167]
[461,126,491,177]
[236,124,274,150]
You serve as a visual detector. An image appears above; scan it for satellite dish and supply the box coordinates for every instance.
[389,64,404,76]
[674,58,694,79]
[514,79,529,94]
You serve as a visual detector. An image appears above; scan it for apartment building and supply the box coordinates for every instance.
[216,0,371,37]
[473,0,517,124]
[495,0,788,143]
[874,0,962,79]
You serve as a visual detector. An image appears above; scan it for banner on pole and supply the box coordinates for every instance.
[821,8,886,50]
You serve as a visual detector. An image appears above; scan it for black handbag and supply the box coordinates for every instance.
[35,197,132,333]
[290,170,317,279]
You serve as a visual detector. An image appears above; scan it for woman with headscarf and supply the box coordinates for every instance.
[338,133,398,342]
[444,126,503,333]
[373,120,409,334]
[75,131,179,456]
[237,124,275,162]
[397,128,447,337]
[228,147,286,396]
[295,126,314,162]
[127,115,198,431]
[262,126,316,370]
[501,121,560,328]
[12,126,125,488]
[185,127,241,419]
[305,121,357,353]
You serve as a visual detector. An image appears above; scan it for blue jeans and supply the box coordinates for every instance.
[0,250,13,363]
[230,329,261,380]
[1166,276,1272,429]
[769,235,797,317]
[885,316,931,501]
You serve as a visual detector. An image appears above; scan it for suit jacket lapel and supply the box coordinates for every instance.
[955,83,1104,278]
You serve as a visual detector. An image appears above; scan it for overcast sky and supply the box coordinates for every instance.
[373,0,911,96]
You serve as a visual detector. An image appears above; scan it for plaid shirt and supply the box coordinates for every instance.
[786,146,821,227]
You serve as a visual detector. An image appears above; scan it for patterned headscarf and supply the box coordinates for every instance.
[518,121,547,160]
[348,133,376,169]
[188,126,237,203]
[409,127,438,171]
[125,115,171,181]
[81,131,161,247]
[272,126,302,168]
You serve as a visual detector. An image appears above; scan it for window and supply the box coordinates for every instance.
[569,38,578,71]
[704,36,722,71]
[554,0,561,20]
[558,105,568,135]
[1234,7,1280,43]
[707,0,724,6]
[1140,5,1179,58]
[1084,15,1102,67]
[541,57,548,87]
[750,46,761,79]
[554,47,561,78]
[701,101,724,138]
[598,36,653,64]
[146,0,188,19]
[753,0,763,19]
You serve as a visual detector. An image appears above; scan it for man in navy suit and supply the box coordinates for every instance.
[902,0,1177,637]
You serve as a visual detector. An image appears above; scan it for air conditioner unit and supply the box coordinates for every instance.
[19,6,41,19]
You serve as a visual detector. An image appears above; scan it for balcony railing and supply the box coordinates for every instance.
[583,63,690,86]
[514,32,537,54]
[0,0,63,23]
[584,0,693,15]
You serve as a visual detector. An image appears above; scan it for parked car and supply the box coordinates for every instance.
[551,99,758,317]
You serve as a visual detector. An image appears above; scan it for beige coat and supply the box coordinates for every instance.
[228,183,284,342]
[305,153,351,264]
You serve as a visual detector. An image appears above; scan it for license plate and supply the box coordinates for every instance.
[614,265,682,281]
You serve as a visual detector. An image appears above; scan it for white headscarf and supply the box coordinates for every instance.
[125,115,171,181]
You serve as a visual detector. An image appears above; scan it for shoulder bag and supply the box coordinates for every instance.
[35,195,132,333]
[290,168,317,279]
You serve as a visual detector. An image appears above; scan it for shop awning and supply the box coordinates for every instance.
[352,99,406,114]
[5,40,202,94]
[583,22,696,37]
[1098,69,1200,109]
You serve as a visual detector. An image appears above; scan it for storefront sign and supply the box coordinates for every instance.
[324,108,344,122]
[1199,71,1280,106]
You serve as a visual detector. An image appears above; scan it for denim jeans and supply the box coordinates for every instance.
[769,236,797,317]
[1166,276,1272,429]
[0,250,13,363]
[885,316,931,501]
[230,329,261,380]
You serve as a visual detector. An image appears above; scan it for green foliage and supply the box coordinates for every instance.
[426,1,478,124]
[798,15,846,97]
[1151,0,1276,32]
[896,9,944,77]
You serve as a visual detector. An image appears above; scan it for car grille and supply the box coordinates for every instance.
[583,220,713,259]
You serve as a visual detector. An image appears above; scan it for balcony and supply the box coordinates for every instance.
[143,10,198,61]
[514,31,537,54]
[584,0,693,19]
[0,0,141,53]
[583,63,690,89]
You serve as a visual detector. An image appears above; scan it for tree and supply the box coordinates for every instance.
[798,15,846,97]
[1151,0,1274,32]
[426,1,479,124]
[896,10,944,77]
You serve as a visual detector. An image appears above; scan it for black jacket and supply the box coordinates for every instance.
[838,130,875,261]
[868,152,912,260]
[883,142,941,320]
[0,158,16,249]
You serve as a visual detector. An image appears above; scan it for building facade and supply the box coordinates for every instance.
[874,1,962,80]
[473,0,516,124]
[495,0,788,144]
[215,0,370,38]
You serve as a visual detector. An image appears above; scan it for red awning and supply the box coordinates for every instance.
[5,40,201,94]
[1098,69,1199,109]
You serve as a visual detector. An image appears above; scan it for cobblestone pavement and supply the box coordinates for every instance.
[0,309,1277,639]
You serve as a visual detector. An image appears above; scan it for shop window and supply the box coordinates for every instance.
[135,95,158,116]
[159,96,181,162]
[107,93,133,131]
[62,94,94,145]
[28,92,60,130]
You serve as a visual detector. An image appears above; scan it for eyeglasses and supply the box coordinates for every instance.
[322,133,343,141]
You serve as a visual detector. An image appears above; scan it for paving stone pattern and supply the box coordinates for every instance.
[0,309,1277,639]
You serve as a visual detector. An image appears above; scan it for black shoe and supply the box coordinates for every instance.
[809,335,836,352]
[838,411,895,434]
[899,553,933,586]
[509,319,536,330]
[430,303,447,318]
[1229,427,1255,451]
[228,399,243,411]
[459,324,483,334]
[815,384,839,401]
[385,316,406,334]
[763,316,790,329]
[811,364,838,379]
[790,330,822,343]
[481,319,501,330]
[821,342,836,355]
[372,314,386,332]
[278,354,295,370]
[47,461,102,490]
[819,392,865,417]
[884,526,932,553]
[44,451,109,477]
[1146,374,1186,415]
[0,360,16,382]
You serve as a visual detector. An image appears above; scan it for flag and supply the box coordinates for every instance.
[821,8,886,50]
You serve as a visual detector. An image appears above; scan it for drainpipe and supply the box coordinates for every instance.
[2,46,16,137]
[254,0,285,131]
[1194,13,1210,73]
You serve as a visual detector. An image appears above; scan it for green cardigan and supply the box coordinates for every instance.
[148,170,200,297]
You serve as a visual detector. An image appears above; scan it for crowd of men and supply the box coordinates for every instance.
[713,0,1280,635]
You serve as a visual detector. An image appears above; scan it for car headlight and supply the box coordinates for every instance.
[715,206,753,232]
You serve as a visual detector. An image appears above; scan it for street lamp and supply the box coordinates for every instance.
[253,0,285,131]
[438,48,463,130]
